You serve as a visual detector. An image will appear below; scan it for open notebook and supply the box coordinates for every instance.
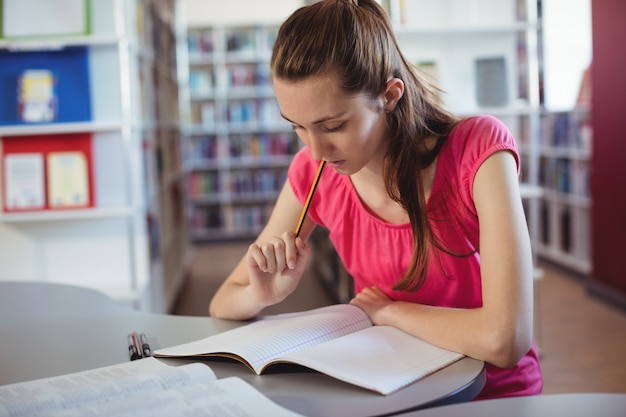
[155,304,464,395]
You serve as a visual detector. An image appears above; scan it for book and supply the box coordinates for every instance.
[154,304,464,395]
[0,357,303,417]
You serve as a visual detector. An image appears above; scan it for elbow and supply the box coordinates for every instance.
[208,299,234,319]
[490,346,528,369]
[208,300,219,318]
[208,290,261,321]
[208,296,230,319]
[484,327,532,369]
[208,303,216,317]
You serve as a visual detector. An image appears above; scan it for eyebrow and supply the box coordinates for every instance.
[280,111,348,126]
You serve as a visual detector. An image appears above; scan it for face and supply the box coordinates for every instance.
[273,73,390,176]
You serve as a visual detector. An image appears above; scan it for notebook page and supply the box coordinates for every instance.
[0,358,217,417]
[155,304,371,374]
[276,326,465,395]
[31,378,304,417]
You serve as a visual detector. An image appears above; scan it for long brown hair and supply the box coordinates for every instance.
[271,0,459,291]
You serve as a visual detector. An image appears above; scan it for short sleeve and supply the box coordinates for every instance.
[453,115,520,211]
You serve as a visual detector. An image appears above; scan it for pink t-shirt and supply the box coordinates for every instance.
[288,115,543,399]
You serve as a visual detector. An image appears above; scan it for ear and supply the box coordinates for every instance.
[383,77,404,111]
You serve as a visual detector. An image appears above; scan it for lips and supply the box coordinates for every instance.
[324,160,345,169]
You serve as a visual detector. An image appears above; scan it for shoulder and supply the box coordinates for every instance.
[441,115,520,210]
[447,115,519,169]
[452,115,516,147]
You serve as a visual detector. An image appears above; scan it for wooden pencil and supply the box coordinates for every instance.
[294,160,326,237]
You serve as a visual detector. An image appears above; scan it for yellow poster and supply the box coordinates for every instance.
[47,152,89,208]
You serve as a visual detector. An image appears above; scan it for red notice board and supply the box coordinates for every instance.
[1,133,94,212]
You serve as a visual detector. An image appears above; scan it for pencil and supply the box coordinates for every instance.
[294,160,326,237]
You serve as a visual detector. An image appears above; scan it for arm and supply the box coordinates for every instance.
[350,151,534,368]
[209,180,317,320]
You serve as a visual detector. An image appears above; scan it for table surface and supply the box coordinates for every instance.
[0,282,486,417]
[398,393,626,417]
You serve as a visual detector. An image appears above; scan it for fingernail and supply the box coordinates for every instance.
[288,260,296,269]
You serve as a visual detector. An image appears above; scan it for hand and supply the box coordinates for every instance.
[349,286,393,325]
[246,231,312,306]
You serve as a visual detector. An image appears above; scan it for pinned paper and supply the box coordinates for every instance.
[4,153,45,210]
[47,151,89,208]
[18,70,56,122]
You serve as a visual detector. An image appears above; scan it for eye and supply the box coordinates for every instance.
[324,123,345,133]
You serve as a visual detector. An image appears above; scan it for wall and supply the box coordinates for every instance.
[589,0,626,304]
[542,0,592,111]
[185,0,303,26]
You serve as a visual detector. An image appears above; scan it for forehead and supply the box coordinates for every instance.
[273,74,366,123]
[273,73,343,100]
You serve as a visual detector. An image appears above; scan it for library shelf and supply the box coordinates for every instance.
[180,23,299,242]
[536,107,592,274]
[0,207,134,223]
[0,0,190,313]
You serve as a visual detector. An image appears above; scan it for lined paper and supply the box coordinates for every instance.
[155,305,465,395]
[157,305,371,373]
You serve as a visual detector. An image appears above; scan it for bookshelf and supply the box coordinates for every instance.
[384,0,543,257]
[537,108,592,273]
[181,24,299,241]
[389,0,541,172]
[0,0,189,313]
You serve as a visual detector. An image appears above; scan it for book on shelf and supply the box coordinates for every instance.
[189,70,213,95]
[187,30,216,56]
[0,357,302,417]
[541,111,593,151]
[225,28,257,53]
[154,304,464,395]
[378,0,407,27]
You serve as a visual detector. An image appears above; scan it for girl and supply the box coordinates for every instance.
[209,0,543,399]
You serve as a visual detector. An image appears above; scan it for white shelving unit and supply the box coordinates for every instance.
[537,107,592,273]
[181,24,299,241]
[387,0,543,259]
[0,0,190,312]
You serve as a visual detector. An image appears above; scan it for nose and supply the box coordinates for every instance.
[301,131,330,161]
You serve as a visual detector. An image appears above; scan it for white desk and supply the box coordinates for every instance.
[398,393,626,417]
[0,282,486,417]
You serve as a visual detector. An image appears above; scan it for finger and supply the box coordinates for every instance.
[295,237,313,262]
[282,232,299,269]
[270,237,288,272]
[247,244,268,272]
[260,243,277,272]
